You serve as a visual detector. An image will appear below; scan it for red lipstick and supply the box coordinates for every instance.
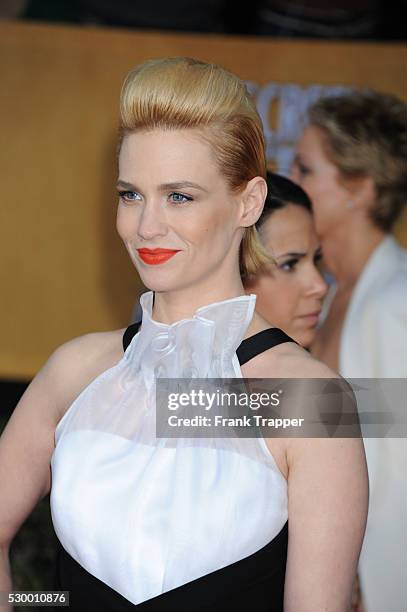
[137,248,181,265]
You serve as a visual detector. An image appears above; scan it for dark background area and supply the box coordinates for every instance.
[1,385,57,594]
[0,0,406,40]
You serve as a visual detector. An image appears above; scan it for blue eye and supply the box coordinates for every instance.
[169,192,193,204]
[118,190,141,202]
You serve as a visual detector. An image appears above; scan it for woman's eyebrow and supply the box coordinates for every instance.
[116,180,137,190]
[159,181,208,192]
[292,153,308,166]
[116,180,208,192]
[275,251,306,260]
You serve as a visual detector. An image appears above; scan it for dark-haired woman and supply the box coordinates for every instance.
[244,172,328,348]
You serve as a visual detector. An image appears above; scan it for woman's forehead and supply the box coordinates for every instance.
[119,129,222,182]
[260,206,316,249]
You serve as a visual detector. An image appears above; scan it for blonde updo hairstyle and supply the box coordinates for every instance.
[119,56,270,278]
[308,90,407,232]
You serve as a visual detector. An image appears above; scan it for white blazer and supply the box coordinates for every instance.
[324,235,407,612]
[340,235,407,379]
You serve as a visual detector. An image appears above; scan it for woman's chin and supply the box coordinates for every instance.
[140,279,178,293]
[280,323,313,349]
[136,270,185,294]
[295,329,314,350]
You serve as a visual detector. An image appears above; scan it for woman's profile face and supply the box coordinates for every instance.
[245,204,328,347]
[116,129,245,294]
[290,126,352,238]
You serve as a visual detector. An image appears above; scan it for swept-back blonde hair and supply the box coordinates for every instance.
[119,56,270,277]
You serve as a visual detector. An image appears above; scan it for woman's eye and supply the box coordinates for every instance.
[169,192,193,204]
[278,259,298,272]
[298,162,311,176]
[314,252,324,270]
[118,190,141,202]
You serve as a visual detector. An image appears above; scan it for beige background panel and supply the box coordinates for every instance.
[1,21,406,378]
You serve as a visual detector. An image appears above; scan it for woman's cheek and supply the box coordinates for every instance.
[272,276,297,314]
[116,207,127,240]
[117,206,140,238]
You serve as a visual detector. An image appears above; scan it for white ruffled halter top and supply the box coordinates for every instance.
[51,292,288,605]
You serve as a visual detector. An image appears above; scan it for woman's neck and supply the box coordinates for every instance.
[150,277,247,325]
[321,221,386,292]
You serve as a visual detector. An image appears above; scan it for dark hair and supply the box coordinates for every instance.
[256,172,312,229]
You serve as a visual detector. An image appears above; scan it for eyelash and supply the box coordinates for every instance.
[297,162,311,176]
[278,253,322,273]
[278,259,299,273]
[117,191,193,205]
[314,252,323,267]
[118,191,141,203]
[168,192,193,205]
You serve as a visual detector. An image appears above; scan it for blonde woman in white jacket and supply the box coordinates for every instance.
[291,89,407,612]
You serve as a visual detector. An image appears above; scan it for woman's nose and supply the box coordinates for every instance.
[137,202,167,240]
[306,268,329,299]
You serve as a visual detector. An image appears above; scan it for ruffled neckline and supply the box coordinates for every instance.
[125,291,256,380]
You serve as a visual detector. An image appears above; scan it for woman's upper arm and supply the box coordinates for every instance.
[284,436,368,611]
[0,339,86,549]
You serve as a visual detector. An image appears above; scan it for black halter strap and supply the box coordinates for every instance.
[236,328,295,366]
[122,322,141,352]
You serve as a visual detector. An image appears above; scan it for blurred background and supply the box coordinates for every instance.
[1,0,407,595]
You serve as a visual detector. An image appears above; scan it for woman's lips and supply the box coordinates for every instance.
[298,312,321,327]
[136,248,181,265]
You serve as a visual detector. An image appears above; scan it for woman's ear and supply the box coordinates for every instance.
[346,175,376,212]
[239,176,267,228]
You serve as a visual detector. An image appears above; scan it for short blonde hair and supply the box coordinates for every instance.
[119,56,270,277]
[309,90,407,232]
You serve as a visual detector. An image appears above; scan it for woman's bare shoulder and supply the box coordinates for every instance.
[45,327,127,421]
[250,341,342,481]
[53,327,127,364]
[273,343,339,379]
[243,337,339,380]
[244,312,340,378]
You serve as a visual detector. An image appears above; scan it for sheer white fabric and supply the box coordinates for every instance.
[51,292,288,605]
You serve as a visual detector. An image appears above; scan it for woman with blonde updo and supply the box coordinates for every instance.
[0,57,367,611]
[291,89,407,612]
